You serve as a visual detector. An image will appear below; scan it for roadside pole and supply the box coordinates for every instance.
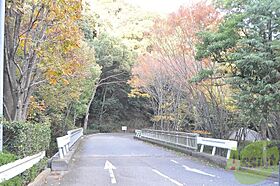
[0,0,5,152]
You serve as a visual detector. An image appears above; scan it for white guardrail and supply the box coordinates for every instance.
[197,137,237,159]
[57,128,83,159]
[139,129,198,150]
[0,151,45,183]
[135,129,238,159]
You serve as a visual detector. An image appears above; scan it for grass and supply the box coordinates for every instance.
[233,164,279,185]
[234,170,268,185]
[253,165,279,174]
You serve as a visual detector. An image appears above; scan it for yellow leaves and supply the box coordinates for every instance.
[46,69,59,77]
[28,96,46,119]
[62,79,69,85]
[128,88,150,98]
[191,130,211,135]
[151,115,175,122]
[49,78,57,85]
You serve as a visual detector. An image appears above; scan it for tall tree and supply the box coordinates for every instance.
[196,0,280,139]
[4,0,83,121]
[130,2,230,135]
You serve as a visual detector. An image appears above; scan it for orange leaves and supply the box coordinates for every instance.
[28,96,46,119]
[130,1,221,99]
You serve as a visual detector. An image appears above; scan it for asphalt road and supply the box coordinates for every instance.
[44,133,278,186]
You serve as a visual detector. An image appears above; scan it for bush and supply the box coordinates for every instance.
[0,152,23,185]
[98,124,117,133]
[269,140,280,152]
[84,129,100,135]
[3,121,51,157]
[2,121,51,185]
[47,113,76,156]
[240,141,279,167]
[0,151,17,165]
[21,158,48,185]
[230,150,239,159]
[1,176,22,186]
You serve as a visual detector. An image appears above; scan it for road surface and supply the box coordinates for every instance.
[43,133,278,186]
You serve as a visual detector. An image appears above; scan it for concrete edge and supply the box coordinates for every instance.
[28,168,51,186]
[50,136,84,171]
[240,167,279,179]
[134,136,228,168]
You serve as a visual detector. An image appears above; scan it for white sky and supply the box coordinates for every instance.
[124,0,200,14]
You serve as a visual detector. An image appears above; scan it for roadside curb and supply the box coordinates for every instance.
[28,168,51,186]
[240,166,279,179]
[50,136,84,171]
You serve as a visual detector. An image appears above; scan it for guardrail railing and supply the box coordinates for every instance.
[57,128,83,159]
[0,151,45,183]
[197,137,237,159]
[67,128,83,148]
[136,129,238,159]
[140,129,198,150]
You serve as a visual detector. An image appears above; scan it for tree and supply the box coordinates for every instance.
[4,0,84,121]
[130,2,229,134]
[78,1,155,130]
[84,33,135,129]
[196,0,280,139]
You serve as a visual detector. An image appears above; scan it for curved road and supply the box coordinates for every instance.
[44,133,278,186]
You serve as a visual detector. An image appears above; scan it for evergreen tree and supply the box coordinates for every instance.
[196,0,280,139]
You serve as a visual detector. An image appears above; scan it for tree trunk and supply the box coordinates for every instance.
[83,86,97,130]
[99,86,107,123]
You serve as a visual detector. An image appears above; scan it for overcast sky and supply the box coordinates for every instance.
[124,0,200,14]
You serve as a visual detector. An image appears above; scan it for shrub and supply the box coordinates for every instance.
[3,121,51,157]
[98,124,117,133]
[21,158,48,185]
[2,121,51,185]
[0,151,17,165]
[1,176,22,186]
[84,129,100,135]
[240,141,279,167]
[269,140,280,152]
[230,150,239,159]
[0,152,23,185]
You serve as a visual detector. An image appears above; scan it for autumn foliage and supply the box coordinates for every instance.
[130,2,229,133]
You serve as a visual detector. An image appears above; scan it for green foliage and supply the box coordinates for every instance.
[3,121,51,157]
[190,69,214,83]
[269,140,280,152]
[1,176,22,186]
[0,152,17,166]
[240,141,279,167]
[1,124,50,185]
[196,0,280,138]
[21,158,48,185]
[0,155,47,186]
[97,123,117,133]
[85,32,151,130]
[47,114,75,156]
[0,152,22,185]
[230,150,239,159]
[93,33,135,70]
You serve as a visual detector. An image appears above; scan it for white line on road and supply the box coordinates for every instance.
[152,169,184,186]
[104,160,117,184]
[182,165,216,178]
[171,160,179,164]
[170,159,216,178]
